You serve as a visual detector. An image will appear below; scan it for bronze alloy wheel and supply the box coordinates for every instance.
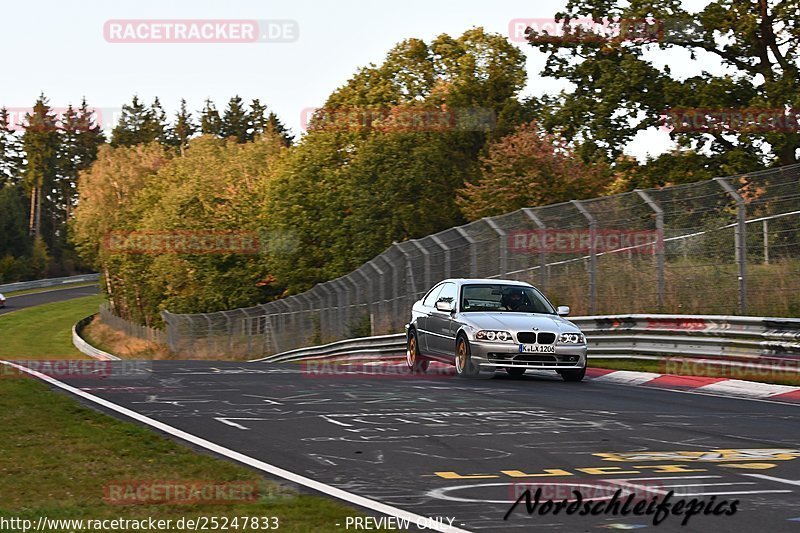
[406,330,429,372]
[455,336,478,377]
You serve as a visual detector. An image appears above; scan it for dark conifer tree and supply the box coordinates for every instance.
[221,95,250,142]
[200,99,222,136]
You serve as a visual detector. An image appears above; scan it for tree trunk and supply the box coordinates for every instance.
[28,187,37,236]
[34,185,42,238]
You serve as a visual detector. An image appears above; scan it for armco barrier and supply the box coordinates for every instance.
[72,315,120,361]
[0,273,99,293]
[252,314,800,373]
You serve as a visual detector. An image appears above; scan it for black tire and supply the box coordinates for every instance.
[559,365,586,382]
[406,329,429,373]
[455,335,482,378]
[505,367,526,378]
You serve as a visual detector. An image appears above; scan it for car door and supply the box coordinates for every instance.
[426,282,458,355]
[417,283,444,353]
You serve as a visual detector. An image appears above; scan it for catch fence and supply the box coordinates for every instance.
[161,164,800,358]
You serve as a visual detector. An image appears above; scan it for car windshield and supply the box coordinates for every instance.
[460,284,555,314]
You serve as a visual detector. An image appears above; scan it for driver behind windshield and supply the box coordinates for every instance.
[501,287,529,311]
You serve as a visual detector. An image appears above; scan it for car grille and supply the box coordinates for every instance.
[516,332,556,344]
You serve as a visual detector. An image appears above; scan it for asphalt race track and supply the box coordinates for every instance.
[0,284,99,316]
[22,359,800,532]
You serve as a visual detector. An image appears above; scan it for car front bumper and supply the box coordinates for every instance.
[468,340,587,371]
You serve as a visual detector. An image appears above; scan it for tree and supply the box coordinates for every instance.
[265,28,529,293]
[0,108,23,185]
[221,95,250,142]
[0,184,32,259]
[457,122,607,220]
[150,97,171,146]
[22,94,60,240]
[525,0,800,169]
[251,100,293,146]
[171,99,196,155]
[58,101,105,222]
[72,143,171,315]
[110,95,163,147]
[200,99,222,136]
[265,112,294,146]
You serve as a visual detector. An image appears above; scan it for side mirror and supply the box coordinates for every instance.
[435,299,455,312]
[557,306,570,316]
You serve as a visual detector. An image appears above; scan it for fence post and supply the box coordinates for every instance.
[317,283,334,341]
[522,208,547,290]
[356,268,373,334]
[762,219,769,264]
[635,189,666,310]
[331,279,347,339]
[485,218,508,277]
[430,234,451,278]
[409,239,432,291]
[455,227,478,277]
[395,243,416,315]
[384,252,402,331]
[714,177,748,314]
[571,200,597,315]
[296,292,314,347]
[367,260,386,334]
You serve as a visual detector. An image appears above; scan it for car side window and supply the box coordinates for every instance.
[422,284,444,307]
[436,283,457,308]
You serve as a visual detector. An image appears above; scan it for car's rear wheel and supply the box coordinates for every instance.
[559,365,586,382]
[406,329,429,373]
[505,367,526,378]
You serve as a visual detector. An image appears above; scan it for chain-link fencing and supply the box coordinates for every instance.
[160,163,800,358]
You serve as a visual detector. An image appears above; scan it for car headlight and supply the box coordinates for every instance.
[475,330,513,342]
[558,332,585,344]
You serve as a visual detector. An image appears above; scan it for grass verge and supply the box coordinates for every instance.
[0,295,392,532]
[0,377,376,532]
[590,357,800,386]
[0,294,103,359]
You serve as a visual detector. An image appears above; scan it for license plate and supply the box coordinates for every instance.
[519,343,555,354]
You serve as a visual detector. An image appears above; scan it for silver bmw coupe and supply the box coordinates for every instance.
[405,278,587,381]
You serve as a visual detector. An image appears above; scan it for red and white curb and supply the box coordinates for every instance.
[301,357,800,403]
[587,368,800,403]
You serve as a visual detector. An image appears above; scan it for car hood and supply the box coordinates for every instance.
[459,312,580,333]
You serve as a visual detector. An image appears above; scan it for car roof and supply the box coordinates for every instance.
[440,278,534,287]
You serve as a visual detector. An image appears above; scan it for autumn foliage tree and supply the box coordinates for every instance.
[457,122,607,220]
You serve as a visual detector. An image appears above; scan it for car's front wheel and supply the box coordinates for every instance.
[455,335,486,378]
[559,365,586,382]
[406,329,429,373]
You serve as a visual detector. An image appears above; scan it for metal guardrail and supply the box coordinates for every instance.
[253,314,800,373]
[72,315,120,361]
[0,273,99,293]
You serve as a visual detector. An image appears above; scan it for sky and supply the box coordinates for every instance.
[2,0,714,161]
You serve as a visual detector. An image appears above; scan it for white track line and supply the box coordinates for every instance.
[0,360,470,533]
[742,474,800,487]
